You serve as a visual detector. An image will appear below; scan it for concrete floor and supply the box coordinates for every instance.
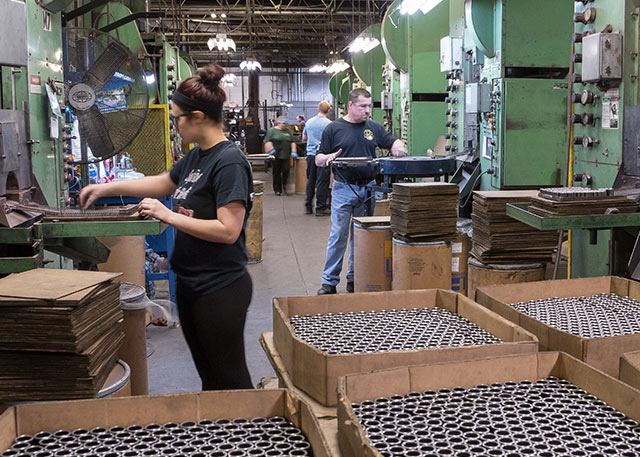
[147,170,347,393]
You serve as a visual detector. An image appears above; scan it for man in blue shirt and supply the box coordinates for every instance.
[302,101,332,215]
[315,88,406,295]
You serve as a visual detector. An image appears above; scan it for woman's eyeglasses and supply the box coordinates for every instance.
[170,113,190,127]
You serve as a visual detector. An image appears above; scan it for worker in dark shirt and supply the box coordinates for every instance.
[79,64,254,390]
[263,116,298,195]
[315,88,406,295]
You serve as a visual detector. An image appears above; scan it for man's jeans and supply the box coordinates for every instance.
[305,155,330,212]
[321,180,369,286]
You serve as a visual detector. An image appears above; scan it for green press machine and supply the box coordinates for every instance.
[0,0,171,273]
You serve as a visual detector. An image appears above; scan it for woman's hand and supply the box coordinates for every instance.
[79,184,106,209]
[138,198,174,223]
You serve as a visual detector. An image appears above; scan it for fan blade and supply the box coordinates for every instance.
[82,42,129,92]
[77,105,115,160]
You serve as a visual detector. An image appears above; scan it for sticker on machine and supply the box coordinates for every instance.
[452,257,460,273]
[602,89,620,130]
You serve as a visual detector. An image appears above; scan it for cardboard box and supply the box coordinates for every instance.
[451,221,471,296]
[336,351,640,457]
[392,240,452,291]
[0,389,332,457]
[273,289,539,406]
[475,276,640,377]
[620,350,640,391]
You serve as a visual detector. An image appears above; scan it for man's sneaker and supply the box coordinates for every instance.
[346,282,354,293]
[317,284,337,295]
[315,209,331,217]
[305,207,313,215]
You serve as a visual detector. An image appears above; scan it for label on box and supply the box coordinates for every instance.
[452,257,460,273]
[452,242,463,254]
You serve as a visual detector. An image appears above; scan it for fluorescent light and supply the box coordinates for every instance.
[348,33,380,53]
[399,0,443,15]
[144,72,156,84]
[309,64,327,72]
[326,59,350,74]
[207,37,216,51]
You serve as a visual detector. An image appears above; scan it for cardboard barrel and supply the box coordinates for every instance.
[373,198,391,216]
[467,257,546,300]
[294,157,307,194]
[353,219,392,293]
[392,238,452,291]
[246,180,264,263]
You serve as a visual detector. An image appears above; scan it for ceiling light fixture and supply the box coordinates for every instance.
[210,12,217,18]
[221,73,237,87]
[207,33,236,52]
[309,64,328,72]
[399,0,443,15]
[221,13,227,18]
[325,59,350,74]
[240,59,262,71]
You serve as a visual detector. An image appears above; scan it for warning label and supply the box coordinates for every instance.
[602,89,620,130]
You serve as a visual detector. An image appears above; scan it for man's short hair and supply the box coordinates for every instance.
[318,101,331,114]
[349,88,371,104]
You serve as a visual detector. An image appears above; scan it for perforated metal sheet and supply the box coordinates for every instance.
[125,105,171,178]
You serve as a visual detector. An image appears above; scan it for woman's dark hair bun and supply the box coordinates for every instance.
[198,64,225,88]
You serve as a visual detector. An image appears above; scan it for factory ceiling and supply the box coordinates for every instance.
[148,0,393,69]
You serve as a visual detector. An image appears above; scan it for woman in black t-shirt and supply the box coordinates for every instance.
[80,64,254,390]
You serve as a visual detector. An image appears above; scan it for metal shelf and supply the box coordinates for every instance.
[35,220,167,238]
[506,202,640,231]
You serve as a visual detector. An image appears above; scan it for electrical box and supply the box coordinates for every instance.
[381,91,393,110]
[0,0,27,67]
[582,32,623,82]
[465,83,490,114]
[440,36,463,72]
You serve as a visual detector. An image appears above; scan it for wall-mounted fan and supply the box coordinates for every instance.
[64,28,149,164]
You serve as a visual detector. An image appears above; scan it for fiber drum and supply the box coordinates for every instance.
[294,157,307,194]
[392,239,451,291]
[467,257,545,300]
[337,352,640,457]
[246,180,264,263]
[353,217,392,293]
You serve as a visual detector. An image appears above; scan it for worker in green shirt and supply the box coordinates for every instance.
[263,116,298,195]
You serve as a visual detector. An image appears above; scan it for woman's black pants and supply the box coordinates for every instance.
[176,272,253,390]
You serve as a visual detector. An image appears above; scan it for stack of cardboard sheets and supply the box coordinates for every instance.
[471,191,557,264]
[528,194,639,217]
[390,182,458,242]
[0,269,123,401]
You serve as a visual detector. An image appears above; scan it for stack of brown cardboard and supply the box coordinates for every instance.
[390,182,458,242]
[471,191,557,264]
[0,269,123,401]
[528,194,638,217]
